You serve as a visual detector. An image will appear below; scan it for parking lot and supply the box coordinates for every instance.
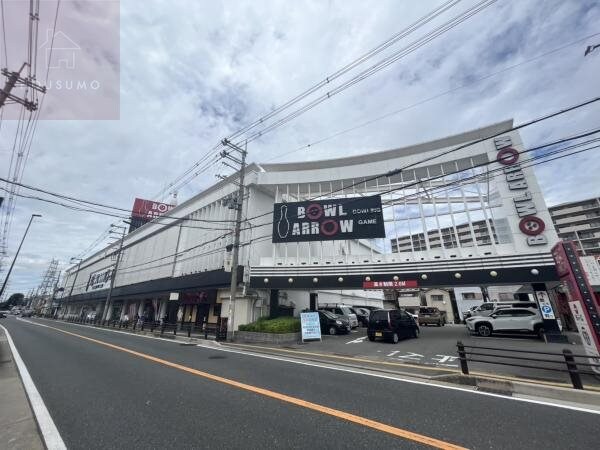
[286,324,600,387]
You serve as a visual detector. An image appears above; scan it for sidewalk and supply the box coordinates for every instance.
[0,326,44,450]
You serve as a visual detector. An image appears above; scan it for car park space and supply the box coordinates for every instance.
[292,322,598,385]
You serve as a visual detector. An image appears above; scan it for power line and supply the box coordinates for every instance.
[237,96,600,228]
[236,0,499,147]
[154,1,467,199]
[265,31,600,163]
[69,131,600,275]
[166,0,497,196]
[226,0,463,143]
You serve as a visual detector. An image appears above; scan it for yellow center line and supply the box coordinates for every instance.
[39,322,467,450]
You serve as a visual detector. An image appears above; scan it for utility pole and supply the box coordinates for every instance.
[102,224,126,322]
[65,257,83,316]
[220,139,247,339]
[0,214,42,298]
[0,63,45,110]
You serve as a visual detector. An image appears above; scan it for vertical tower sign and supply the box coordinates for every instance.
[552,241,600,374]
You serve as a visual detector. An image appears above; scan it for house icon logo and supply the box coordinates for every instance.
[40,29,81,70]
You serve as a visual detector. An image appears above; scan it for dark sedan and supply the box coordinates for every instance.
[349,307,370,327]
[317,310,351,335]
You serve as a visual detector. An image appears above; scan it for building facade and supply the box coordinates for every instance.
[59,120,562,333]
[391,219,497,253]
[549,197,600,257]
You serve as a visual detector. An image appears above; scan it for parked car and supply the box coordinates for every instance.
[86,312,97,320]
[461,306,480,320]
[466,308,544,338]
[320,305,359,328]
[20,309,33,317]
[470,301,538,318]
[418,307,444,326]
[402,306,419,322]
[0,312,7,318]
[317,310,351,335]
[349,307,370,327]
[367,309,419,343]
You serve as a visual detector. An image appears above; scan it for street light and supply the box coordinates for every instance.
[0,214,42,298]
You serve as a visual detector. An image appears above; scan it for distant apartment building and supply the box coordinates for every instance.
[549,197,600,256]
[391,219,498,253]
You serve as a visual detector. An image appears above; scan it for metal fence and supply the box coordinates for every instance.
[456,340,600,390]
[59,316,228,341]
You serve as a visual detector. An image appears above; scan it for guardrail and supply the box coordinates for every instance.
[456,340,600,390]
[57,316,228,341]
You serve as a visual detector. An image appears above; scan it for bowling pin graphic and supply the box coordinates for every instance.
[277,204,290,238]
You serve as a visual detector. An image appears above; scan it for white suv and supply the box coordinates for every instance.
[466,308,544,338]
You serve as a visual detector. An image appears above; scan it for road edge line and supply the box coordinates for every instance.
[27,319,600,415]
[0,324,67,450]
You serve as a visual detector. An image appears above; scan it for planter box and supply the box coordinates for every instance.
[234,331,301,345]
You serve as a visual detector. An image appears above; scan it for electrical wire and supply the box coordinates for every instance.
[67,132,600,275]
[236,0,499,146]
[154,1,467,199]
[265,31,600,163]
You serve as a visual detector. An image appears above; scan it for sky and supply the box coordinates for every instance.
[1,0,599,297]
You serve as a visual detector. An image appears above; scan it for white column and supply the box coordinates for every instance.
[455,161,480,253]
[400,171,416,258]
[426,167,447,259]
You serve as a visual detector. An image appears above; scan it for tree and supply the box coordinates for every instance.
[0,292,25,309]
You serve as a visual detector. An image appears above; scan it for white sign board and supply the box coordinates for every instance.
[580,256,600,286]
[300,312,321,342]
[86,267,113,292]
[535,291,555,320]
[569,301,600,375]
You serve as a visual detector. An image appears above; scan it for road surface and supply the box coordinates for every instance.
[2,317,598,449]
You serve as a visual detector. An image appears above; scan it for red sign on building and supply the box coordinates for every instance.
[129,198,175,233]
[131,198,174,220]
[363,280,418,289]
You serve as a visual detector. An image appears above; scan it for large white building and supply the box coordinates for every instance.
[60,120,562,334]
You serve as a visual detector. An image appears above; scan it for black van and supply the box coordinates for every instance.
[367,309,419,343]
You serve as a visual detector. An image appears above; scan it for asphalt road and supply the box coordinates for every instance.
[3,317,599,449]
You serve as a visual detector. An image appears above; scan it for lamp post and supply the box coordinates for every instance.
[0,214,41,298]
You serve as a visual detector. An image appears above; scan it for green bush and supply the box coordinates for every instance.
[238,316,301,333]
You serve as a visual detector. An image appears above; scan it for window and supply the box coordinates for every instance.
[512,309,535,316]
[493,309,514,316]
[371,310,388,321]
[213,303,222,317]
[431,295,444,302]
[462,292,477,300]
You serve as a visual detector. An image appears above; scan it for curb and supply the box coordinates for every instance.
[223,342,600,409]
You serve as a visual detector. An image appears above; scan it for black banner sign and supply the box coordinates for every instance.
[272,195,386,243]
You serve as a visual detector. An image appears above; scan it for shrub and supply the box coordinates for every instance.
[238,316,300,333]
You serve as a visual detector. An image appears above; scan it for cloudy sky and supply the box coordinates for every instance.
[1,0,599,296]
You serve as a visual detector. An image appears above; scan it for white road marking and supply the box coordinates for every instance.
[345,336,367,344]
[0,324,67,450]
[21,318,600,415]
[396,352,425,361]
[432,355,459,364]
